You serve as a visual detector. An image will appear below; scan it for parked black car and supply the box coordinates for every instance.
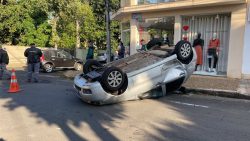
[40,49,83,73]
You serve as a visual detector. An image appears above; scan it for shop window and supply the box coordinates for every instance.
[138,17,175,50]
[182,14,231,76]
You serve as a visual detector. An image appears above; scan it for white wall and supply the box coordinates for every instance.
[242,1,250,78]
[130,19,139,55]
[227,6,246,78]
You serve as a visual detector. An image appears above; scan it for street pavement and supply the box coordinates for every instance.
[1,70,250,141]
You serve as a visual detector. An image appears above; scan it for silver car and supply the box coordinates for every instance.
[74,40,196,105]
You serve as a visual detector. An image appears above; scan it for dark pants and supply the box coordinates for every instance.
[208,48,218,69]
[0,63,11,79]
[27,63,40,81]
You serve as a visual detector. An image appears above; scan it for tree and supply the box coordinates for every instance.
[88,0,120,50]
[0,0,120,50]
[47,0,98,49]
[0,0,52,46]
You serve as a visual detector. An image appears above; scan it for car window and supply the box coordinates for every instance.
[50,51,56,57]
[61,50,72,59]
[57,51,65,58]
[57,50,72,59]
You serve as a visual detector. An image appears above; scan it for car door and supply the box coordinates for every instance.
[59,50,75,67]
[51,50,64,67]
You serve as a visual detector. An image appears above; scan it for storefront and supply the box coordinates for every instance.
[121,14,231,76]
[182,14,231,76]
[117,2,247,78]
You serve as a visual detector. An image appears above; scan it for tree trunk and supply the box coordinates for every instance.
[76,19,80,48]
[52,16,59,50]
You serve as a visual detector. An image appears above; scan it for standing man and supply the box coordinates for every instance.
[0,44,11,80]
[118,41,125,59]
[24,43,42,83]
[86,40,95,60]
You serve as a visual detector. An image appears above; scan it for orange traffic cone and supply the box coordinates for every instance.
[8,69,21,93]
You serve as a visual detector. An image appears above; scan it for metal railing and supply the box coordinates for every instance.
[137,0,186,5]
[120,0,189,7]
[120,0,244,7]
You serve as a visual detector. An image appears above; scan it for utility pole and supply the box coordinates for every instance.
[105,0,111,62]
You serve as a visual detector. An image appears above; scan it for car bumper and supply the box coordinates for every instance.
[74,75,114,104]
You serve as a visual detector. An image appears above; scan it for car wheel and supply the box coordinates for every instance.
[83,59,103,74]
[101,67,125,93]
[174,40,193,64]
[44,63,53,73]
[74,63,83,71]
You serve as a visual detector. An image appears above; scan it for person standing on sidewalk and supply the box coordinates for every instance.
[0,44,11,80]
[86,40,95,60]
[118,41,125,59]
[24,43,42,83]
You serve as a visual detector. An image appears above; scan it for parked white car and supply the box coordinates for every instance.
[74,40,196,105]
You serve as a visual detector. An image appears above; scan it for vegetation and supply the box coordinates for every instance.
[0,0,120,50]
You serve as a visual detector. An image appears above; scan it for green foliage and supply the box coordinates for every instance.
[0,0,51,46]
[89,0,120,50]
[0,0,121,50]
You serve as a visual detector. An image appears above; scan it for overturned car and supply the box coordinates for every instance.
[74,40,196,105]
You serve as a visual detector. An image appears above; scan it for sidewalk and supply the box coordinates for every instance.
[184,75,250,100]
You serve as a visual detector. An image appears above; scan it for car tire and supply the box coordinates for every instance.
[101,67,125,93]
[174,40,193,64]
[83,60,103,74]
[44,63,53,73]
[74,63,83,71]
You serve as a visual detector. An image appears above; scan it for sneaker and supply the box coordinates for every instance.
[27,79,31,83]
[34,80,39,83]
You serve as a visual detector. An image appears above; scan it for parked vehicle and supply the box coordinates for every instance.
[41,49,83,73]
[96,51,118,63]
[74,40,196,105]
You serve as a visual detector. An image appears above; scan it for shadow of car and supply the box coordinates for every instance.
[40,49,83,73]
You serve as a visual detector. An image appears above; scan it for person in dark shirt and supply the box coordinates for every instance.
[86,40,95,60]
[24,43,42,83]
[118,41,125,59]
[0,44,11,80]
[140,39,147,51]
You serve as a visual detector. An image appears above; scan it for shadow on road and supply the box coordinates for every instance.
[0,70,126,141]
[1,70,250,141]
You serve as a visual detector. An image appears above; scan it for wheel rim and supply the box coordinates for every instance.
[76,64,82,70]
[107,71,122,88]
[46,65,52,72]
[180,43,191,58]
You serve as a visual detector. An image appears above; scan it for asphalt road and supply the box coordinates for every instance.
[1,70,250,141]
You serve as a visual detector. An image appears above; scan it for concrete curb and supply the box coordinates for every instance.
[186,87,250,100]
